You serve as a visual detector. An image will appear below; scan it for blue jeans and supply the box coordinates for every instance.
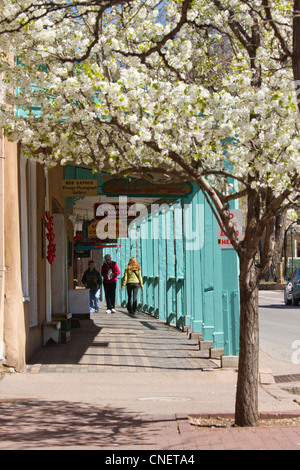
[126,283,140,314]
[103,282,116,310]
[89,289,100,312]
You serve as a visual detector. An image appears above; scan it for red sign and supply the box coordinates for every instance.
[45,211,56,265]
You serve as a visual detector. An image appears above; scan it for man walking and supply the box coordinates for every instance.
[82,260,102,313]
[101,254,120,314]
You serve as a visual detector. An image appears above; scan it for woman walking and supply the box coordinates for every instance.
[122,258,143,316]
[101,254,120,314]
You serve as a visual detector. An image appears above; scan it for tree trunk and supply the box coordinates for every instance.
[263,213,286,282]
[235,257,259,427]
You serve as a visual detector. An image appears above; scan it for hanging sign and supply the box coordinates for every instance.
[62,179,98,196]
[102,178,192,197]
[82,219,119,243]
[217,210,242,249]
[94,203,137,221]
[74,249,91,258]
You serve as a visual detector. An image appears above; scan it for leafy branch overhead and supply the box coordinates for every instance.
[0,0,299,251]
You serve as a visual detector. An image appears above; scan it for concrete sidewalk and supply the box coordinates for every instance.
[0,305,300,450]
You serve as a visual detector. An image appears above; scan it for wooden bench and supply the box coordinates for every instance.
[51,313,72,343]
[42,321,61,346]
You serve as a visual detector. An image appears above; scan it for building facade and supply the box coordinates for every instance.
[0,147,240,371]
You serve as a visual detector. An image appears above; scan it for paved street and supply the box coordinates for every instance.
[259,290,300,365]
[0,300,300,450]
[259,290,300,401]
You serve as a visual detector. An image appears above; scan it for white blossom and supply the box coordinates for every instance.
[0,0,298,204]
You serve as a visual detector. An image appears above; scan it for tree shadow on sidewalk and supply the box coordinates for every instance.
[0,399,165,450]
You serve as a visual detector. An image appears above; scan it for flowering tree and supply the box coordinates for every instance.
[293,0,300,110]
[0,0,299,426]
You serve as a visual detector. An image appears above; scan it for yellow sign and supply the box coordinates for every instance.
[62,180,98,196]
[88,219,129,239]
[87,220,98,238]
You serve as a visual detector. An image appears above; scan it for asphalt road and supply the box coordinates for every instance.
[259,290,300,368]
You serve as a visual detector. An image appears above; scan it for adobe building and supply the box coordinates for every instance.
[0,134,73,370]
[0,133,26,371]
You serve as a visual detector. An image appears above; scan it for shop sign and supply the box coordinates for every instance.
[88,218,129,239]
[75,231,83,241]
[94,202,137,220]
[217,210,242,249]
[83,219,121,242]
[102,178,192,198]
[62,179,98,196]
[74,249,91,258]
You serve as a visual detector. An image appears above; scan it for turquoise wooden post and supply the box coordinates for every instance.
[136,224,143,310]
[129,224,137,259]
[140,217,149,311]
[166,207,176,325]
[158,207,167,321]
[192,188,204,334]
[183,190,194,329]
[183,184,205,332]
[222,251,240,355]
[152,207,160,317]
[147,214,155,314]
[202,200,215,340]
[120,238,127,307]
[221,196,240,355]
[174,201,184,327]
[211,210,224,348]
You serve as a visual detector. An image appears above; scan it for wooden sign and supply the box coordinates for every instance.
[103,179,192,198]
[62,180,98,196]
[94,203,137,220]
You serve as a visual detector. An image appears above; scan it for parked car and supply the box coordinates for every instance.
[284,268,300,306]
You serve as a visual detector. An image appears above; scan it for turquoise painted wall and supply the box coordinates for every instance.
[98,184,240,356]
[65,166,240,355]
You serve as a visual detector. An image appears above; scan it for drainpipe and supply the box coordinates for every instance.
[0,128,6,363]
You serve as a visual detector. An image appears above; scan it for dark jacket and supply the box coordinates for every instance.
[82,268,102,290]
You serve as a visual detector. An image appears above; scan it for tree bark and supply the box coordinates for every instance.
[262,213,286,282]
[235,256,259,427]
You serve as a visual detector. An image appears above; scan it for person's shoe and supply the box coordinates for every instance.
[106,309,111,314]
[111,308,116,313]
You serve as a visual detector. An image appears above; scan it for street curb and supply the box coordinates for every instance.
[183,411,300,419]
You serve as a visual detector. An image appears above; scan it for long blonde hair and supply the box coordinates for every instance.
[126,257,141,271]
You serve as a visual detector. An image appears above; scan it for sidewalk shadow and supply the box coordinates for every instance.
[27,309,217,372]
[27,319,102,366]
[0,399,163,450]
